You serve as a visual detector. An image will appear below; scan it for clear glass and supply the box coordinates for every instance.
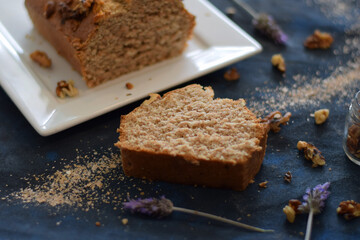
[343,91,360,165]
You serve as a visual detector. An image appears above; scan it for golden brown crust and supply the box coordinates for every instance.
[120,132,268,191]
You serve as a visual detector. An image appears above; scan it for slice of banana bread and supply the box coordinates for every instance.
[25,0,195,87]
[115,84,269,190]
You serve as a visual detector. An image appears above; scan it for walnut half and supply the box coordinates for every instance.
[304,30,333,49]
[56,80,79,98]
[314,109,329,125]
[297,141,326,167]
[261,111,292,133]
[271,54,286,72]
[337,200,360,220]
[283,199,302,223]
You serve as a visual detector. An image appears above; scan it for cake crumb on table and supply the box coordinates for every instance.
[95,221,101,227]
[122,218,129,225]
[259,181,268,188]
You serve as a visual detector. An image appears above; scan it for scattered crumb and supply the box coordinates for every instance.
[225,7,236,17]
[9,151,124,210]
[271,54,286,72]
[30,50,52,68]
[126,93,132,96]
[224,68,240,81]
[299,232,304,236]
[258,181,268,188]
[56,221,62,226]
[329,167,332,171]
[95,221,101,227]
[126,83,134,90]
[284,171,292,183]
[304,30,334,49]
[122,218,129,225]
[247,214,251,217]
[249,179,255,184]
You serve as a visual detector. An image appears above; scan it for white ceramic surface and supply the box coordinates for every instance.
[0,0,262,136]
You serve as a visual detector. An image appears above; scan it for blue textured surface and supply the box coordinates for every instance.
[0,0,360,239]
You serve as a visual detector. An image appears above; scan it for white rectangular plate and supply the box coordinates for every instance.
[0,0,261,136]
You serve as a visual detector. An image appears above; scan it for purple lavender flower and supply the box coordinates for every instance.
[298,182,331,214]
[123,196,173,218]
[297,182,330,240]
[123,196,273,233]
[252,14,288,45]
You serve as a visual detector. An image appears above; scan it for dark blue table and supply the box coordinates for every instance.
[1,0,359,239]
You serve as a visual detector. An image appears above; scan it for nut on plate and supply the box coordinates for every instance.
[314,109,329,125]
[56,80,79,98]
[337,200,360,220]
[271,54,286,72]
[30,50,52,68]
[304,30,333,49]
[297,141,326,167]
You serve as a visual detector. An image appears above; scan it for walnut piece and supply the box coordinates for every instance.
[304,30,334,49]
[261,111,292,133]
[258,181,268,188]
[283,199,302,223]
[297,141,326,167]
[141,93,161,106]
[284,171,292,183]
[58,0,95,24]
[56,80,79,98]
[346,124,360,158]
[44,1,56,18]
[30,50,52,68]
[271,54,286,72]
[224,68,240,81]
[314,109,329,125]
[337,200,360,220]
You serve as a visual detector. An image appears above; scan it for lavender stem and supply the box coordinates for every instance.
[232,0,259,19]
[305,208,314,240]
[172,206,274,233]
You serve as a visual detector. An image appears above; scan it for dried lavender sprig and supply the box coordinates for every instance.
[298,182,331,214]
[232,0,288,45]
[123,196,274,233]
[299,182,331,240]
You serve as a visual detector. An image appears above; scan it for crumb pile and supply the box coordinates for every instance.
[9,150,129,210]
[246,0,360,114]
[248,59,360,113]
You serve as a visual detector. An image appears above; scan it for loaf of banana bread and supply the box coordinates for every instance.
[115,84,269,190]
[25,0,195,87]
